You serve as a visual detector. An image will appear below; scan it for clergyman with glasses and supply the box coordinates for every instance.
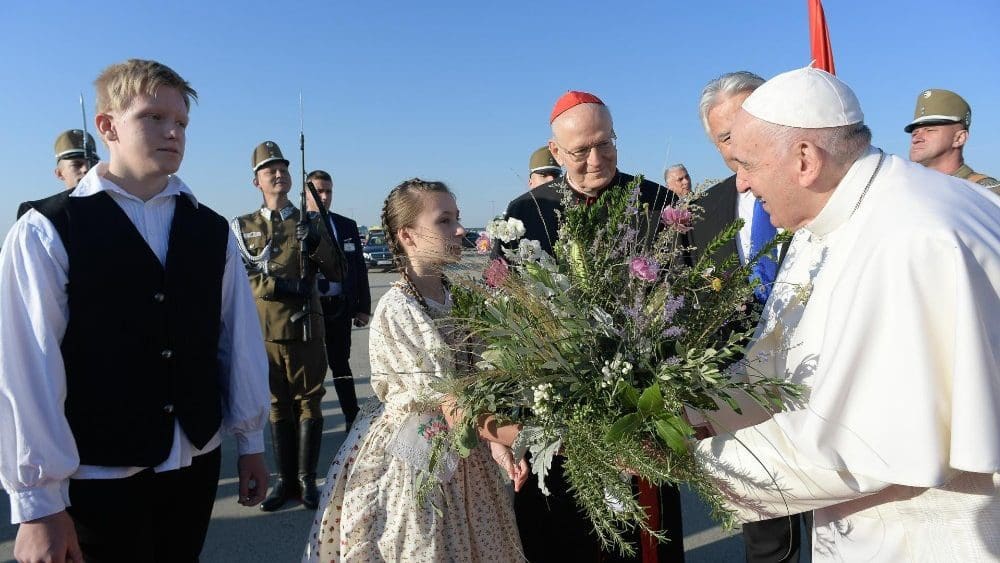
[496,90,683,562]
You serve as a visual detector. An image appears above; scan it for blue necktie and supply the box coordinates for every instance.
[748,198,778,303]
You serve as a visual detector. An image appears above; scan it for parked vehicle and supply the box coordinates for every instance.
[364,227,385,245]
[363,235,394,272]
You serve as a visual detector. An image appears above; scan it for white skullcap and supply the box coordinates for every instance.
[742,66,864,128]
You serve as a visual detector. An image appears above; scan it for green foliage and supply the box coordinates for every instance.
[437,177,802,553]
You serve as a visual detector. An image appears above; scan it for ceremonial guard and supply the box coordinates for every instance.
[906,88,1000,195]
[16,130,101,219]
[52,129,100,190]
[233,141,346,511]
[527,145,561,189]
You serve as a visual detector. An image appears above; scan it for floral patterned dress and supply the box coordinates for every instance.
[304,284,523,562]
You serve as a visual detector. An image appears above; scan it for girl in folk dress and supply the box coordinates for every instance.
[304,179,526,562]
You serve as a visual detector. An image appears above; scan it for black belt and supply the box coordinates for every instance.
[320,294,345,304]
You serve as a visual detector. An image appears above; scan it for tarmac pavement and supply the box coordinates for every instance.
[1,264,758,562]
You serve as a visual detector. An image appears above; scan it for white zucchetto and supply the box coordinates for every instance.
[742,66,864,129]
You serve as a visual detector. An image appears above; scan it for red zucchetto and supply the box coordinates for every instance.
[550,91,605,123]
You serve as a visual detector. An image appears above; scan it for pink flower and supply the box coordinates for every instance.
[629,256,659,282]
[475,231,492,254]
[660,206,693,233]
[484,258,510,287]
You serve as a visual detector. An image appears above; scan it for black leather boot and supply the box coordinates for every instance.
[299,418,324,510]
[260,420,300,512]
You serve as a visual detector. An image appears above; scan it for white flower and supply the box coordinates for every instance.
[486,217,528,243]
[506,217,526,239]
[517,238,543,262]
[532,383,555,414]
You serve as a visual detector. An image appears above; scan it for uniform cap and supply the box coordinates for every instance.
[550,91,605,123]
[252,141,289,172]
[904,89,971,133]
[529,146,560,175]
[742,66,864,129]
[54,129,99,162]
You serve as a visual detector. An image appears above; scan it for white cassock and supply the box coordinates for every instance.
[696,147,1000,562]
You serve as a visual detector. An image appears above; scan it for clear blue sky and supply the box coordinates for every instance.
[2,0,998,233]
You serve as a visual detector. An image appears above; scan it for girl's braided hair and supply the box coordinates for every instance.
[380,178,452,267]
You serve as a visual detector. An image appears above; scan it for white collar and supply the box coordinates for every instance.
[260,203,297,221]
[804,146,882,238]
[71,162,199,207]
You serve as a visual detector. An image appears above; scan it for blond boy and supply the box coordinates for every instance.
[1,59,270,562]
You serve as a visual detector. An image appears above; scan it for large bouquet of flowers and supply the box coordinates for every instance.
[439,179,798,554]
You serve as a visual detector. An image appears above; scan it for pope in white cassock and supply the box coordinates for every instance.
[693,66,1000,562]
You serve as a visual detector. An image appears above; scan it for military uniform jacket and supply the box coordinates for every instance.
[953,163,1000,196]
[232,203,346,341]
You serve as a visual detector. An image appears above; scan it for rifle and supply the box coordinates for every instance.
[293,94,341,341]
[79,93,97,166]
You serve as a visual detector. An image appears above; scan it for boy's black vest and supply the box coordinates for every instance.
[27,190,228,467]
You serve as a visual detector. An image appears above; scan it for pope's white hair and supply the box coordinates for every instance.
[698,71,765,135]
[756,120,873,165]
[665,163,687,174]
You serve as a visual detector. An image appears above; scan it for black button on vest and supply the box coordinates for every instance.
[35,191,229,467]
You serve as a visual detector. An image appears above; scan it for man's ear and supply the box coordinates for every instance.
[548,139,563,167]
[54,166,64,181]
[796,140,824,188]
[953,129,969,149]
[95,113,115,142]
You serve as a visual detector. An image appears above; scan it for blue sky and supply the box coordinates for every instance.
[1,0,998,232]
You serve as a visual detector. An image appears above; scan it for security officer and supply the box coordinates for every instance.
[53,129,100,189]
[906,89,999,195]
[305,169,371,432]
[527,145,561,189]
[232,141,346,511]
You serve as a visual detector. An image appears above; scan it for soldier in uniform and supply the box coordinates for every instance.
[53,129,100,189]
[906,88,1000,195]
[232,141,346,511]
[527,145,561,189]
[16,130,101,219]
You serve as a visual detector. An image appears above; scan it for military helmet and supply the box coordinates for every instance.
[252,140,290,172]
[529,146,560,175]
[54,129,99,162]
[904,89,971,133]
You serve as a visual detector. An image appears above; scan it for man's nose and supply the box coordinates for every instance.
[735,173,751,193]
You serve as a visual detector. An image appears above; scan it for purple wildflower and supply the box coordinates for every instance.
[629,256,659,282]
[663,295,685,323]
[662,326,685,338]
[625,184,641,215]
[660,206,694,233]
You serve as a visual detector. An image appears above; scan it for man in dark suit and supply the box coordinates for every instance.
[499,91,683,563]
[306,170,371,430]
[691,71,805,563]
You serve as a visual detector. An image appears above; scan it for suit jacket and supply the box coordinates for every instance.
[324,212,371,318]
[689,175,790,268]
[688,175,740,267]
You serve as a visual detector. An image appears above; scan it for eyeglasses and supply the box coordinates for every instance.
[555,136,617,163]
